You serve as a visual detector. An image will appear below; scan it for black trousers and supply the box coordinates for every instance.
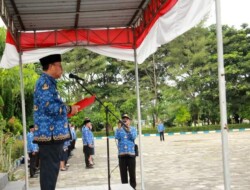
[39,143,63,190]
[159,131,165,141]
[83,145,91,167]
[60,149,68,162]
[119,156,136,189]
[28,152,38,177]
[71,139,76,149]
[35,151,40,169]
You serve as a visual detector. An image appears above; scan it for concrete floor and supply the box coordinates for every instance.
[27,131,250,190]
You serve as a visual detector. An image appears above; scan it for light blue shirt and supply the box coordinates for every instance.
[82,126,94,146]
[115,126,137,156]
[63,140,70,149]
[70,127,77,140]
[157,123,165,132]
[27,132,39,153]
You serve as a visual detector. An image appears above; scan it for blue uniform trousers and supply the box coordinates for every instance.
[39,143,63,190]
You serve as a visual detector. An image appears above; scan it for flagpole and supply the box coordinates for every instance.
[17,33,29,190]
[215,0,231,189]
[105,106,111,190]
[133,27,145,190]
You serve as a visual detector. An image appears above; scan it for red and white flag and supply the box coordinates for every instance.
[0,0,213,69]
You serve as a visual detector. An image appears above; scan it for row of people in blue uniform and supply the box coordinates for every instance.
[60,124,77,171]
[28,113,137,189]
[27,123,77,176]
[27,125,39,178]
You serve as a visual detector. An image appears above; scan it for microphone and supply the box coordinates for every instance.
[69,73,84,81]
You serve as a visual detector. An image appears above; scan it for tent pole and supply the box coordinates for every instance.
[133,28,145,190]
[17,34,29,190]
[215,0,231,189]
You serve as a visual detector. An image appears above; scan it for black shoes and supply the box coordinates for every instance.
[85,164,94,169]
[30,174,38,178]
[35,169,40,174]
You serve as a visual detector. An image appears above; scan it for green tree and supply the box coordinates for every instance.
[207,24,250,121]
[160,25,214,125]
[174,105,191,126]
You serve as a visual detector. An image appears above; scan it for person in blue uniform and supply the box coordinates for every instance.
[27,125,39,178]
[82,118,94,168]
[157,119,165,141]
[71,124,77,149]
[33,54,79,190]
[115,114,137,189]
[60,140,70,171]
[69,123,76,156]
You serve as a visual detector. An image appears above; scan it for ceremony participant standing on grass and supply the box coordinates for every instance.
[27,125,39,178]
[82,118,95,168]
[115,114,137,189]
[33,54,79,190]
[157,119,165,141]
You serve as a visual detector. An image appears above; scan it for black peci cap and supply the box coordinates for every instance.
[83,117,91,125]
[29,125,34,129]
[39,54,61,66]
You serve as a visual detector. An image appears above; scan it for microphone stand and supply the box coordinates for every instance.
[72,76,124,190]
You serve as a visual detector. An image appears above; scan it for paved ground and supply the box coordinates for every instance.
[28,131,250,190]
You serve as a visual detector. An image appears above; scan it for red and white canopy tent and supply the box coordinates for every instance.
[0,0,230,189]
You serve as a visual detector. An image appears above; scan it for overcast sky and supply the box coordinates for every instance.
[206,0,250,28]
[0,0,249,29]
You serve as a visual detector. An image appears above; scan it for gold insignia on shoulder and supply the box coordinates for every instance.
[34,105,38,111]
[34,125,39,130]
[45,102,50,107]
[42,83,49,90]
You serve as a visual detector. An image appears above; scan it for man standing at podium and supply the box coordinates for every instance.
[33,54,79,190]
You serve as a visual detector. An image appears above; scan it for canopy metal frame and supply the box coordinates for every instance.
[0,0,231,190]
[1,0,170,49]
